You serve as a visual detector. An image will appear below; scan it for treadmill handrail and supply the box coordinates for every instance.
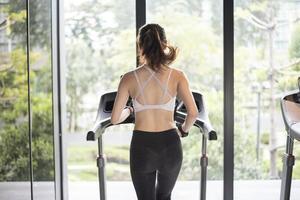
[86,118,111,141]
[280,90,300,141]
[175,110,217,140]
[87,110,217,141]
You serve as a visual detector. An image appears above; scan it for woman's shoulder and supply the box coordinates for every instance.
[126,65,143,74]
[170,67,185,79]
[121,68,140,82]
[170,67,182,73]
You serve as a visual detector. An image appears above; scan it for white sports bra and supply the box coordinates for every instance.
[132,65,176,113]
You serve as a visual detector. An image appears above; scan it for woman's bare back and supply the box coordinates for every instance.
[128,65,181,132]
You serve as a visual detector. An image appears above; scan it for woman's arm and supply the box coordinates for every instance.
[111,73,133,125]
[176,71,199,132]
[112,107,133,125]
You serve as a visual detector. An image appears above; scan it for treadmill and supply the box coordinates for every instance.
[86,90,217,200]
[280,77,300,200]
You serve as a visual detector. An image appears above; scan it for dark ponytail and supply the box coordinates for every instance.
[137,23,178,72]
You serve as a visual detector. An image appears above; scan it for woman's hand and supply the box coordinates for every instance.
[176,128,182,137]
[126,106,134,115]
[176,123,189,137]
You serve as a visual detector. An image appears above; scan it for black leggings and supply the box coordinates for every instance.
[130,128,183,200]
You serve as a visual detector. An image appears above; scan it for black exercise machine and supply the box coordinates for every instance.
[86,90,217,200]
[280,77,300,200]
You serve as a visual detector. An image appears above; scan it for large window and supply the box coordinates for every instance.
[0,0,55,199]
[0,1,31,199]
[234,1,300,199]
[147,0,224,199]
[2,0,300,199]
[63,0,223,199]
[63,0,136,198]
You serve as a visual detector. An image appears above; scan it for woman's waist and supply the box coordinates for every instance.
[133,121,176,133]
[134,115,174,125]
[133,127,177,134]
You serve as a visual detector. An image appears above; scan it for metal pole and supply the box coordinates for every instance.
[97,133,107,200]
[25,0,34,199]
[136,0,146,67]
[200,134,208,200]
[280,135,295,200]
[223,0,234,199]
[52,0,68,198]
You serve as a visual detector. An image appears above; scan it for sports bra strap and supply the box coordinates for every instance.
[166,68,173,85]
[134,69,156,104]
[162,69,173,99]
[145,66,173,92]
[134,66,173,104]
[133,71,147,104]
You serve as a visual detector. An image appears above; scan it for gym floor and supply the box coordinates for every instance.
[1,180,299,200]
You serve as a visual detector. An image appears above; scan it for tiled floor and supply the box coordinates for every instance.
[1,180,300,200]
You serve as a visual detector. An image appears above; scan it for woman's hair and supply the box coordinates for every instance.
[137,23,178,72]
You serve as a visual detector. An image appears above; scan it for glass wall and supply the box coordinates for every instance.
[63,0,224,199]
[234,0,300,199]
[0,0,55,199]
[147,0,224,199]
[63,0,136,199]
[30,0,55,199]
[0,1,31,199]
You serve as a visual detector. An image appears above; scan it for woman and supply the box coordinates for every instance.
[111,23,198,200]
